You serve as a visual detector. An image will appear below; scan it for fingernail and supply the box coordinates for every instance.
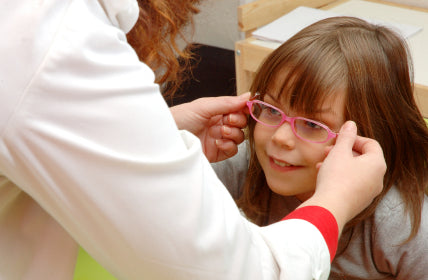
[228,114,235,124]
[343,121,356,132]
[216,139,223,146]
[222,125,232,135]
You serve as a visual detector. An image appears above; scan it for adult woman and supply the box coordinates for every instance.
[0,1,385,279]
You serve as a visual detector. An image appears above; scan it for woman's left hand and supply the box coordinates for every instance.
[170,93,250,162]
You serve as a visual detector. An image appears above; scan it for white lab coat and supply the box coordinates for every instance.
[0,0,332,279]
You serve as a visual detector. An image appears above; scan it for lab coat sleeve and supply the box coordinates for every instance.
[0,0,332,279]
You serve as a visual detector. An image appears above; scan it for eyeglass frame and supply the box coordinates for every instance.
[246,93,338,143]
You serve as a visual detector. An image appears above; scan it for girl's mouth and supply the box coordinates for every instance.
[269,157,301,172]
[272,158,292,167]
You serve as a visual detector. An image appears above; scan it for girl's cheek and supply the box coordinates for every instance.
[309,145,330,167]
[253,123,269,144]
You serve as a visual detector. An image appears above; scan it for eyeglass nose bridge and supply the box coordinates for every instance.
[253,105,301,139]
[278,113,295,127]
[276,114,303,140]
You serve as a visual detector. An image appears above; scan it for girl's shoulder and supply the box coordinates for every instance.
[372,186,428,244]
[335,189,428,280]
[376,186,405,214]
[375,186,428,219]
[211,141,250,199]
[367,189,428,278]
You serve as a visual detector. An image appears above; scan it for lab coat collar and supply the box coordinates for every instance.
[99,0,139,33]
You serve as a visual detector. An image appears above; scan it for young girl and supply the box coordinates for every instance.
[213,16,428,279]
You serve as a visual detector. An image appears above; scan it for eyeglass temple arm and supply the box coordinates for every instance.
[250,92,261,101]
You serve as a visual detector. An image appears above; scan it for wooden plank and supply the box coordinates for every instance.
[238,0,338,32]
[322,0,428,11]
[415,84,428,118]
[235,39,273,94]
[364,0,428,12]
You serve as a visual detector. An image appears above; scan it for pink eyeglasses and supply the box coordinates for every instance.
[247,94,337,143]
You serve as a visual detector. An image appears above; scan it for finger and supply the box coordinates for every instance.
[223,112,248,128]
[215,139,238,160]
[317,144,364,171]
[324,145,334,157]
[330,121,358,155]
[352,135,384,157]
[316,145,335,170]
[326,144,360,157]
[198,93,251,117]
[221,126,245,145]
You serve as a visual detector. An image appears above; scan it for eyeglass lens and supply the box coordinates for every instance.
[250,102,330,142]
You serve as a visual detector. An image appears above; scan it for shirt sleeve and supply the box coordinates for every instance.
[261,217,333,280]
[0,1,334,279]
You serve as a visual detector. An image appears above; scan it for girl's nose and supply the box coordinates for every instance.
[271,122,296,149]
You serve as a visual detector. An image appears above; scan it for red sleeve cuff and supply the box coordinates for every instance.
[282,206,338,262]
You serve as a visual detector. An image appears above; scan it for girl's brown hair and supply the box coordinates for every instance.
[126,0,201,98]
[239,17,428,242]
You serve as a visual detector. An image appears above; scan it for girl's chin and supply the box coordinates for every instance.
[295,192,314,202]
[269,187,314,202]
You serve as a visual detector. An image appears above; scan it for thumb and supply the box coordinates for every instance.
[331,121,358,155]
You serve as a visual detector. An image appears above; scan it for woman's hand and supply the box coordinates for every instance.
[170,93,250,162]
[302,121,386,234]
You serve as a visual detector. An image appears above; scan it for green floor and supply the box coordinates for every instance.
[74,247,117,280]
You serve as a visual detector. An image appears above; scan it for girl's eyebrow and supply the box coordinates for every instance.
[313,107,335,114]
[264,93,280,104]
[265,93,339,118]
[307,108,340,120]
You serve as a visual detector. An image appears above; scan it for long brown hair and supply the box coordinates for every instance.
[239,17,428,241]
[126,0,201,98]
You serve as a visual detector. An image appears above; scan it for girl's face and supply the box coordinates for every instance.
[254,90,347,202]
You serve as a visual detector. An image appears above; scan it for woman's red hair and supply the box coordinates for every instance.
[127,0,201,98]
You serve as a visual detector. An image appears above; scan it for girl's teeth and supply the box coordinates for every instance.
[273,159,291,167]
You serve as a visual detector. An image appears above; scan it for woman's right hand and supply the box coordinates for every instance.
[170,94,249,163]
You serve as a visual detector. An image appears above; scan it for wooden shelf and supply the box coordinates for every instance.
[235,0,428,117]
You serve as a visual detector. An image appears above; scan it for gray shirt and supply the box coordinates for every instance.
[212,142,428,279]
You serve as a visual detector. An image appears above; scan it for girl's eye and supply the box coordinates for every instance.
[304,120,322,129]
[266,106,281,116]
[259,103,281,115]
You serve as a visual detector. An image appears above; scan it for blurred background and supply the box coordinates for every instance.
[167,0,428,106]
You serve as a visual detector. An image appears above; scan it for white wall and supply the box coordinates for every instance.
[191,0,251,50]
